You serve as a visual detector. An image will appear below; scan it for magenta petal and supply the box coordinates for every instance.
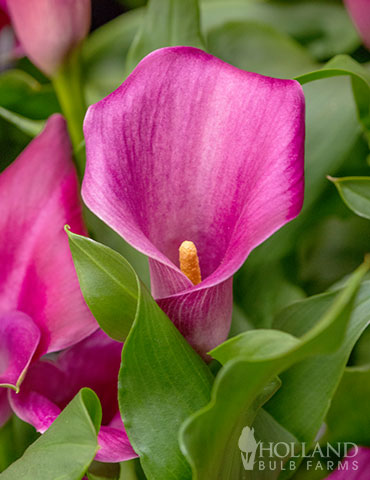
[10,330,137,462]
[344,0,370,50]
[96,424,137,463]
[0,114,97,357]
[325,447,370,479]
[83,47,305,354]
[0,311,40,391]
[9,361,63,432]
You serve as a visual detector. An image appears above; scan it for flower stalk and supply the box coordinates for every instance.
[52,47,86,177]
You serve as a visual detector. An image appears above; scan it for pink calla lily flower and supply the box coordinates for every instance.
[6,0,91,76]
[9,330,137,463]
[82,47,305,356]
[0,114,97,409]
[344,0,370,49]
[325,446,370,478]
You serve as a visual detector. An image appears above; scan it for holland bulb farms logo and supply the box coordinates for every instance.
[238,426,359,472]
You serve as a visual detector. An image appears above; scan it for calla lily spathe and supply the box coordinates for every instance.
[83,47,305,356]
[0,114,97,405]
[7,0,91,76]
[10,330,137,463]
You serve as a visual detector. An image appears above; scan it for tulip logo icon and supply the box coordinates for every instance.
[238,427,260,470]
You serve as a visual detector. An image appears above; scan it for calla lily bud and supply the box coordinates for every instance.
[7,0,91,76]
[344,0,370,50]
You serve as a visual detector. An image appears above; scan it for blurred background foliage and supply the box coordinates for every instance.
[1,1,370,476]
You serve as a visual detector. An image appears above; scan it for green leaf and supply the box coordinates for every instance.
[329,176,370,220]
[119,282,213,480]
[0,69,59,120]
[324,365,370,446]
[296,55,370,138]
[125,0,205,74]
[66,228,138,342]
[0,389,101,480]
[207,20,317,79]
[179,260,369,479]
[0,70,41,108]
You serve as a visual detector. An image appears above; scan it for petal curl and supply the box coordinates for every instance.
[9,361,64,432]
[0,311,40,391]
[10,330,137,462]
[83,47,304,353]
[96,424,137,463]
[0,114,97,356]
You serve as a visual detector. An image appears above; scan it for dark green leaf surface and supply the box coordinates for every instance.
[0,389,101,480]
[179,261,369,479]
[329,176,370,220]
[125,0,205,74]
[119,283,213,480]
[324,365,370,446]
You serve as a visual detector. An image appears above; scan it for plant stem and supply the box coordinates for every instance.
[52,47,86,178]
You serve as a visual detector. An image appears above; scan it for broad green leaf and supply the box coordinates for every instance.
[66,228,138,342]
[66,230,213,479]
[0,106,44,137]
[329,176,370,220]
[179,260,369,479]
[324,365,370,446]
[125,0,205,74]
[0,389,101,480]
[207,20,317,79]
[265,280,370,477]
[119,283,213,480]
[201,0,359,60]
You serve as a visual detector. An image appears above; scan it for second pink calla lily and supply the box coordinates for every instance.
[82,47,305,356]
[0,114,97,404]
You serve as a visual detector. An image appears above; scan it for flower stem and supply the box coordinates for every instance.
[52,46,86,178]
